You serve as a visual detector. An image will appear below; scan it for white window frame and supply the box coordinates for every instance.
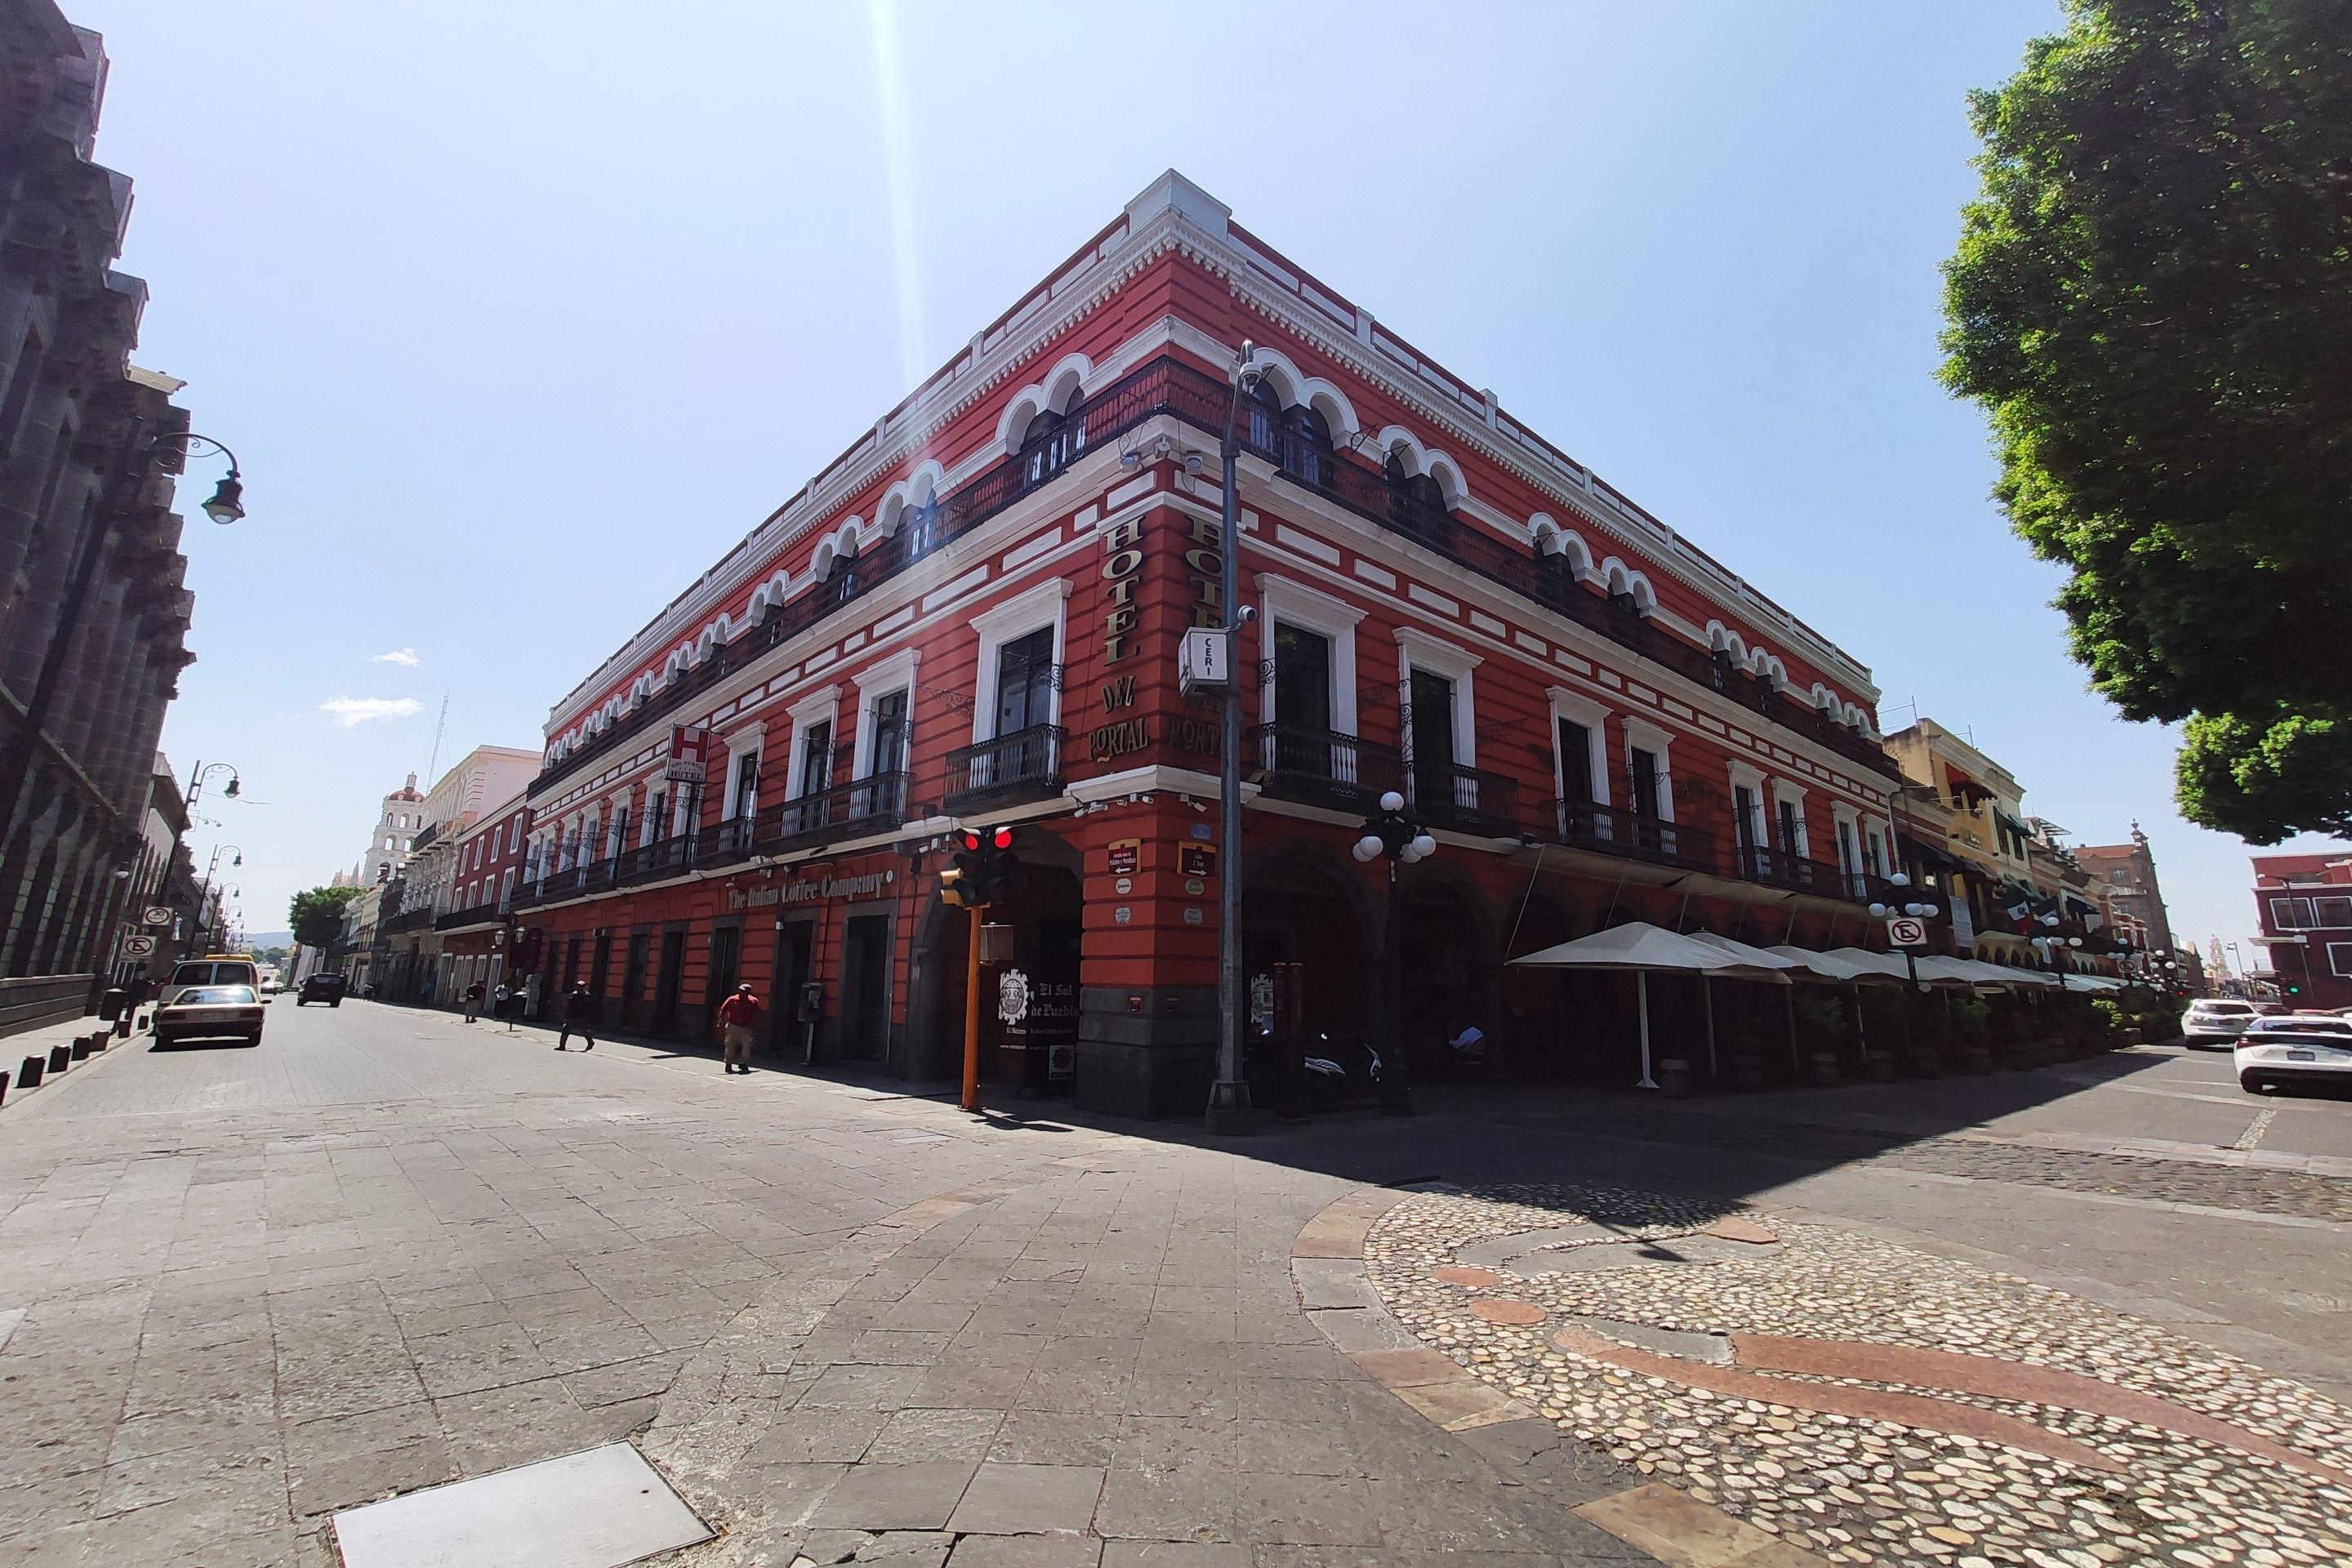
[1727,760,1768,849]
[1545,688,1612,808]
[1393,626,1481,769]
[783,686,843,800]
[1769,780,1811,858]
[724,721,766,821]
[969,578,1071,745]
[1830,803,1863,875]
[604,791,633,858]
[853,648,921,777]
[1258,574,1365,736]
[1622,717,1677,823]
[2328,942,2352,978]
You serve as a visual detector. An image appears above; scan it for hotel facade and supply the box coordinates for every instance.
[510,173,1911,1115]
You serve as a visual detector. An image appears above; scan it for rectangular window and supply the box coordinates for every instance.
[2271,898,2317,930]
[869,690,909,777]
[647,790,666,842]
[994,627,1056,737]
[1776,800,1802,857]
[798,720,833,798]
[1631,747,1662,819]
[1274,624,1334,732]
[1557,719,1594,805]
[2330,942,2352,978]
[1838,819,1860,875]
[730,751,760,819]
[1732,784,1759,850]
[2315,896,2352,929]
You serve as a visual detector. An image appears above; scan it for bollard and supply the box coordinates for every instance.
[89,1029,109,1052]
[20,1055,43,1089]
[47,1045,70,1074]
[0,1068,9,1105]
[70,1040,90,1061]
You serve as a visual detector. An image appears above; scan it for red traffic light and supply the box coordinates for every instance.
[992,826,1014,850]
[957,828,984,853]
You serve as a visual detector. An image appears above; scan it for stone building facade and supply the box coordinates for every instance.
[0,7,198,1022]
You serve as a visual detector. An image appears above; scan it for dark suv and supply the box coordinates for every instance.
[296,973,346,1007]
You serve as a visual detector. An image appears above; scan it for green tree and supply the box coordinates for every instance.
[289,885,363,950]
[1940,0,2352,841]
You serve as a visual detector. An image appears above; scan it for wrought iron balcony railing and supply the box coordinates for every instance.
[1247,722,1405,814]
[1544,800,1719,875]
[1739,843,1857,899]
[434,901,509,932]
[942,726,1065,813]
[533,355,1897,802]
[766,771,910,849]
[1407,760,1520,838]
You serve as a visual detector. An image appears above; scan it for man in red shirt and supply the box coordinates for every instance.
[717,983,762,1075]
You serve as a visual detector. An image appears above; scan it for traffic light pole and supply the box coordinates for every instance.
[960,902,984,1113]
[1205,345,1261,1135]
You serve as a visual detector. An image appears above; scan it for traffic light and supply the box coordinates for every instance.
[940,829,989,908]
[939,826,1020,908]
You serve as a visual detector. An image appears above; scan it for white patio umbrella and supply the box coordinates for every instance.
[1682,932,1798,1076]
[1508,922,1777,1090]
[1768,946,1901,984]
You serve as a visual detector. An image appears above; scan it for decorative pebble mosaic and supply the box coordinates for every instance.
[1365,1183,2352,1568]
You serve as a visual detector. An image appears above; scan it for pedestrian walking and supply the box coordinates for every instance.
[717,983,762,1074]
[492,982,512,1027]
[556,984,596,1051]
[464,978,486,1022]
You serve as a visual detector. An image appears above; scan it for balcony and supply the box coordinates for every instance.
[765,771,910,851]
[1248,723,1404,814]
[1740,844,1861,900]
[695,817,760,871]
[434,901,509,933]
[381,906,436,935]
[943,726,1065,814]
[1408,760,1520,838]
[536,354,1895,809]
[1544,800,1718,875]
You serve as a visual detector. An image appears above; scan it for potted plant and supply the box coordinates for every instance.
[1795,994,1844,1085]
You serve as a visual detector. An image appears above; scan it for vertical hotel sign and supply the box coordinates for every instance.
[1093,500,1223,762]
[665,724,710,785]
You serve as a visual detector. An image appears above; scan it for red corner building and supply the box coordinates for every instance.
[514,172,1909,1114]
[2250,852,2352,1010]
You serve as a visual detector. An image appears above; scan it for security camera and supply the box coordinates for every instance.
[1236,605,1257,624]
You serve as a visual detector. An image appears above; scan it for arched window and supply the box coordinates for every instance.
[1282,404,1334,488]
[1245,380,1284,456]
[1020,400,1087,488]
[1384,450,1450,546]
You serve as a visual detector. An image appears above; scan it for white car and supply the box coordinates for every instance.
[2235,1016,2352,1095]
[2183,998,2259,1050]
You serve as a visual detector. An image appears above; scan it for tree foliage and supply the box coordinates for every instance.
[1940,0,2352,841]
[288,885,363,950]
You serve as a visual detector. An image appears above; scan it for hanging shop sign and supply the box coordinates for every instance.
[665,725,710,785]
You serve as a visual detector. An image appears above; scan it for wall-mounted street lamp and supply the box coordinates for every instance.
[0,430,248,853]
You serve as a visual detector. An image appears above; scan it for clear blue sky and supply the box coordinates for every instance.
[73,0,2339,969]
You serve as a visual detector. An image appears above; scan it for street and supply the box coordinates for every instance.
[1,1000,2347,1566]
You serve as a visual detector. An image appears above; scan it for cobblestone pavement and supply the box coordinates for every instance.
[1364,1183,2352,1568]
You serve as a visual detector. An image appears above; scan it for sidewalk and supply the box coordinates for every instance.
[0,1009,142,1114]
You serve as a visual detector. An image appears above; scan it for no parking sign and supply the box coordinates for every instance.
[1886,915,1927,947]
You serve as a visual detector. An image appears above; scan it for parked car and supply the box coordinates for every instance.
[154,984,265,1048]
[2235,1015,2352,1095]
[2182,998,2259,1050]
[158,956,261,1007]
[296,973,346,1007]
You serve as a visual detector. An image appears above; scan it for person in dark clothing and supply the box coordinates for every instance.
[556,985,596,1050]
[464,979,487,1022]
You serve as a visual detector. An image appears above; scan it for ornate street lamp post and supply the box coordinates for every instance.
[1353,790,1433,1115]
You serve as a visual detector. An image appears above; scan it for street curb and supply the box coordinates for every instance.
[1289,1187,1831,1568]
[0,1018,145,1120]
